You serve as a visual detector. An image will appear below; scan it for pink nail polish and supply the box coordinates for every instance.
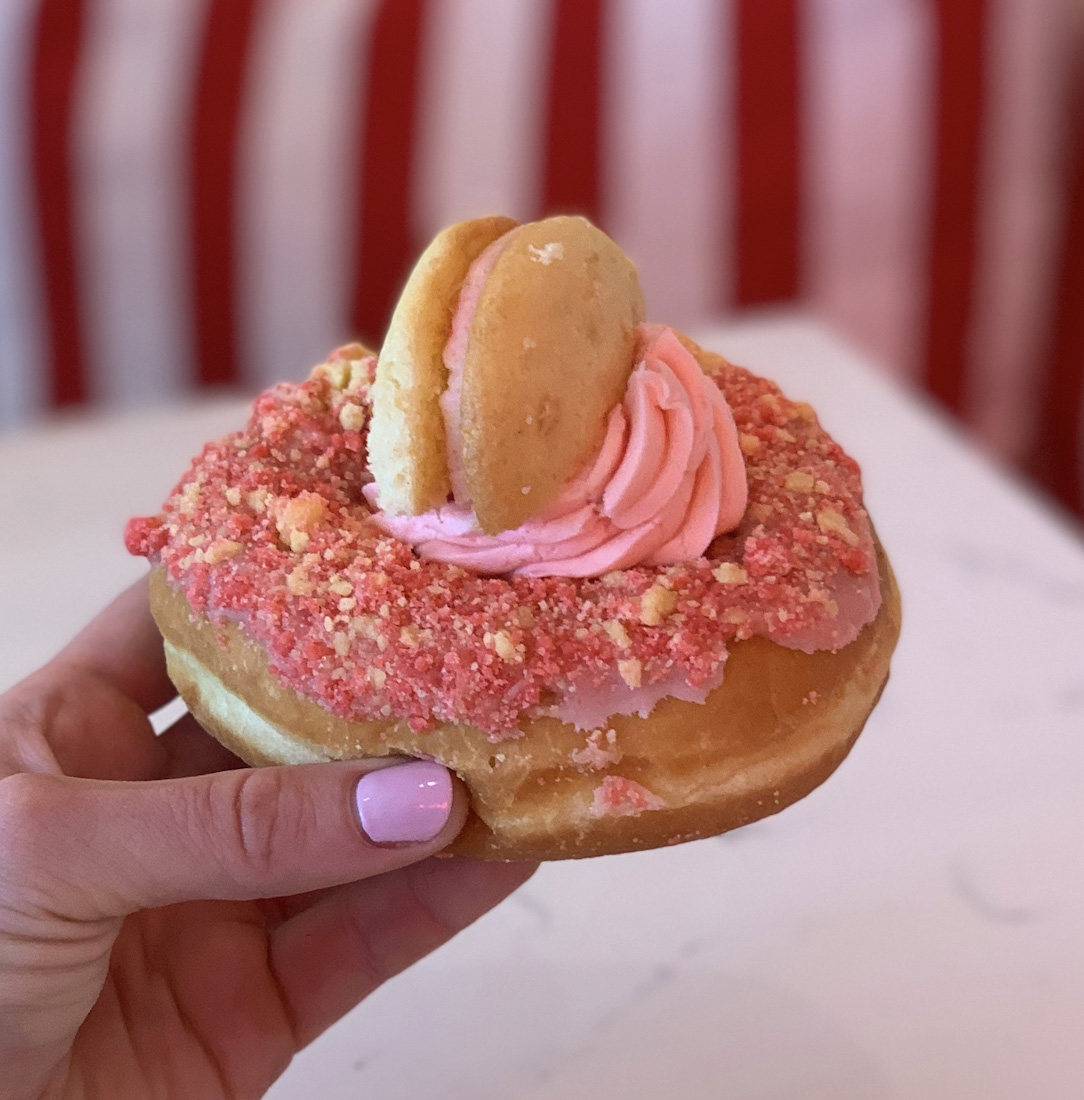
[354,761,453,844]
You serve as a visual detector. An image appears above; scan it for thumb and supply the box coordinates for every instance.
[0,760,466,920]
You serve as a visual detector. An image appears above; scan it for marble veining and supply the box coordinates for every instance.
[950,858,1042,926]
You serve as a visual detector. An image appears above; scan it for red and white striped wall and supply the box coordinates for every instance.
[1,0,1081,515]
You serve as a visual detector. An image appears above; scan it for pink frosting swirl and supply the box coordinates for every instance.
[365,324,748,577]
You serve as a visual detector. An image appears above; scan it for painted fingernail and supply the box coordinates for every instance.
[354,761,453,844]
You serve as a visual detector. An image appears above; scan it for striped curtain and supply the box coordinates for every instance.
[1,0,1080,516]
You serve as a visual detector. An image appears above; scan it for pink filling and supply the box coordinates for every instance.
[369,324,749,578]
[439,226,522,504]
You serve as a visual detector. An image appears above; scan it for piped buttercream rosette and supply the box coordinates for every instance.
[365,324,748,577]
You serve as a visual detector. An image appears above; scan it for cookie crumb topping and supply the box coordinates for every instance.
[126,343,878,737]
[590,776,665,817]
[571,728,622,769]
[639,583,677,626]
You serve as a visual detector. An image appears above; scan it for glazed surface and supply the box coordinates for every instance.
[126,341,879,737]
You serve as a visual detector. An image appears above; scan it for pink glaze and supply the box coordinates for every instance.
[369,325,748,578]
[551,660,727,730]
[773,565,881,654]
[546,564,878,728]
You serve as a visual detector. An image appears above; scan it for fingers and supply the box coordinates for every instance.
[268,857,538,1046]
[0,578,179,782]
[0,664,167,782]
[0,761,467,920]
[52,576,175,713]
[0,662,241,784]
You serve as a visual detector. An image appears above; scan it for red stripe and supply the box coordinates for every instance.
[1030,45,1084,514]
[733,0,802,307]
[29,0,86,407]
[349,0,428,347]
[189,0,264,388]
[542,0,605,222]
[922,0,989,414]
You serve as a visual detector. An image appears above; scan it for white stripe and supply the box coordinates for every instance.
[966,0,1063,462]
[412,0,550,239]
[606,0,731,326]
[804,0,935,381]
[0,0,47,428]
[239,0,376,390]
[73,0,207,407]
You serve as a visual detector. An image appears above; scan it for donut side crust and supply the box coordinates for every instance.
[150,541,899,861]
[368,215,518,516]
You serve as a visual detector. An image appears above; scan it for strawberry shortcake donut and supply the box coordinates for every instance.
[127,216,900,860]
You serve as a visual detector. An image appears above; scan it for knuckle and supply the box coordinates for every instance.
[332,864,458,996]
[0,772,70,886]
[405,861,461,940]
[0,666,109,773]
[0,770,63,834]
[341,896,398,989]
[216,769,318,887]
[0,676,62,765]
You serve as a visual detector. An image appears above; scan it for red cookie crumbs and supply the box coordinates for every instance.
[590,775,666,817]
[126,343,879,738]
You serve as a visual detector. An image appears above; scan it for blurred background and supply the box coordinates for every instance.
[1,0,1083,524]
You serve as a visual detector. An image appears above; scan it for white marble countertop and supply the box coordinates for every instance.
[3,315,1083,1098]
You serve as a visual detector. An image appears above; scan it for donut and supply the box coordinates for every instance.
[127,216,900,861]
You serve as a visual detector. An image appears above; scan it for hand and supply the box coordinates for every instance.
[0,580,535,1099]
